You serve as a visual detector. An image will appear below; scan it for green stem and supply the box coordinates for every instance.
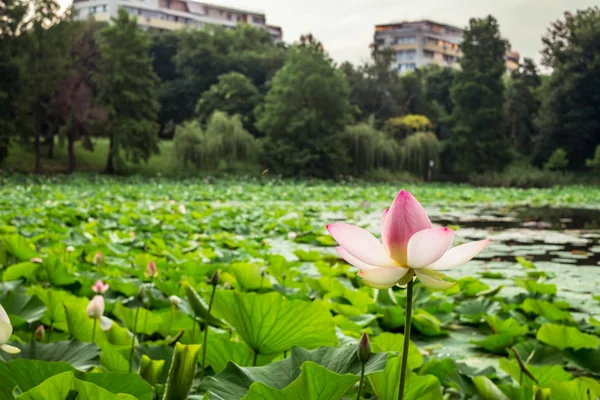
[191,312,197,342]
[200,284,217,379]
[91,318,97,344]
[128,307,141,373]
[356,362,366,400]
[252,350,258,366]
[398,279,414,400]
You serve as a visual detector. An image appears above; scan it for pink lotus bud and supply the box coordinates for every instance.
[87,295,105,319]
[129,231,136,238]
[287,231,297,240]
[178,204,187,214]
[169,295,181,306]
[92,280,110,294]
[35,325,45,341]
[145,261,158,278]
[93,252,103,265]
[30,257,43,264]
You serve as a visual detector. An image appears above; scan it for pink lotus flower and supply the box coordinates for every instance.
[0,303,20,354]
[145,261,158,278]
[86,295,113,331]
[327,190,490,290]
[92,280,110,294]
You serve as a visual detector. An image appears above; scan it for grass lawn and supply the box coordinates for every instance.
[3,138,178,176]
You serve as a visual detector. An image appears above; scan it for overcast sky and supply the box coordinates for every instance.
[62,0,597,68]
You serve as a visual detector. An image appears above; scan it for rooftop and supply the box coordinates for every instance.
[375,19,463,32]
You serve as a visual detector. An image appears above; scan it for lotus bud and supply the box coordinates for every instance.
[287,231,297,240]
[357,332,371,363]
[208,271,220,286]
[66,246,75,253]
[35,325,45,342]
[169,295,182,306]
[145,261,158,278]
[30,257,43,264]
[93,252,103,265]
[178,204,187,214]
[92,280,110,294]
[87,295,105,319]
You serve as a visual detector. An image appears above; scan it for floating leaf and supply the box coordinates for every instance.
[537,323,599,350]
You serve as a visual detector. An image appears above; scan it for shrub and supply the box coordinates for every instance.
[544,148,569,170]
[469,161,575,188]
[343,123,400,175]
[173,121,204,169]
[383,115,433,140]
[585,145,600,172]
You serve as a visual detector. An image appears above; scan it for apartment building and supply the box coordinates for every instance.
[72,0,283,41]
[374,20,519,73]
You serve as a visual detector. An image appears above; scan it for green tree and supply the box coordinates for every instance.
[534,7,600,168]
[95,8,160,174]
[506,58,541,154]
[422,65,456,138]
[18,0,72,173]
[450,15,511,175]
[0,0,28,164]
[340,49,404,126]
[256,41,351,177]
[196,72,262,135]
[175,24,285,126]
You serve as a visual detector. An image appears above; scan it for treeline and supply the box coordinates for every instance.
[1,1,599,181]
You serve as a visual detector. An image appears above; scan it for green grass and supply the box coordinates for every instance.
[4,138,178,176]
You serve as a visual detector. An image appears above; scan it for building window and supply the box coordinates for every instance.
[396,49,416,61]
[423,50,434,59]
[252,16,265,25]
[394,36,416,44]
[102,4,106,12]
[443,55,455,64]
[91,6,97,13]
[227,12,232,20]
[375,38,385,46]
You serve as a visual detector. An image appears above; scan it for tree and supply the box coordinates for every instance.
[450,16,511,175]
[195,72,262,135]
[18,0,72,173]
[534,7,600,168]
[95,8,160,174]
[174,25,285,128]
[256,41,351,177]
[422,65,456,138]
[341,48,405,126]
[0,0,28,164]
[505,58,541,154]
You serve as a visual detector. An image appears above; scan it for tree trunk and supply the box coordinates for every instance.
[33,100,43,174]
[104,135,115,174]
[67,132,76,173]
[47,134,54,159]
[511,112,518,148]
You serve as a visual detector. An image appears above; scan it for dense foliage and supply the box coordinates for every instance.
[0,5,599,183]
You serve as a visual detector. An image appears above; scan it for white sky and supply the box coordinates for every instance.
[61,0,598,68]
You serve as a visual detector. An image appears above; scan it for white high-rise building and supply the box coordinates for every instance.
[72,0,282,41]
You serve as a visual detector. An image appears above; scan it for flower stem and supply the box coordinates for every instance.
[200,283,217,379]
[356,362,366,400]
[398,279,414,400]
[252,350,258,366]
[128,307,141,373]
[191,312,197,342]
[91,318,97,344]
